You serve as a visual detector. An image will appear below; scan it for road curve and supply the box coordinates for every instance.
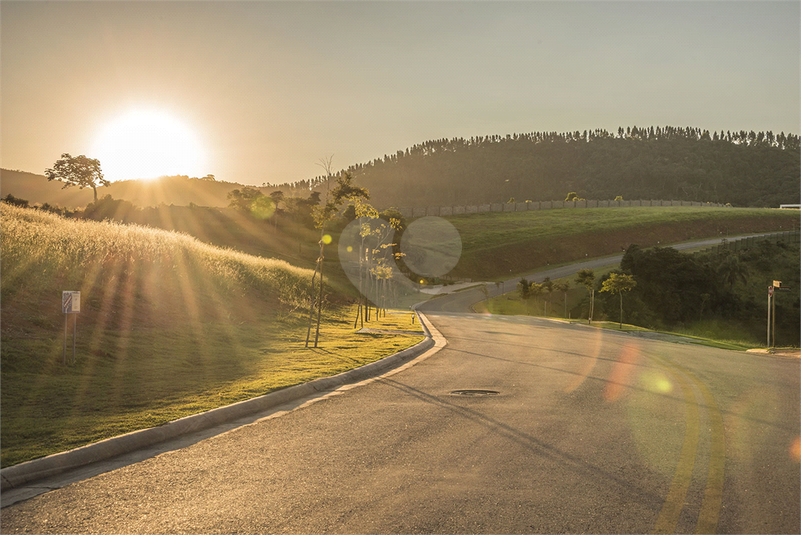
[2,234,798,533]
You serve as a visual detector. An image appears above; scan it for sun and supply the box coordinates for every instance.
[90,109,207,182]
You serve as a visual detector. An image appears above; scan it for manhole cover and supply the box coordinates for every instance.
[449,389,500,397]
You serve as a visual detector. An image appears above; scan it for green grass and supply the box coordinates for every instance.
[474,265,618,318]
[1,204,423,467]
[473,265,768,352]
[441,206,799,280]
[1,306,423,468]
[587,321,758,351]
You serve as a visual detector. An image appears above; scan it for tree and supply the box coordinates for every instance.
[553,280,570,317]
[2,194,29,208]
[575,269,596,323]
[227,187,262,212]
[305,160,369,348]
[350,198,401,327]
[717,253,749,289]
[541,277,554,316]
[601,272,637,328]
[45,153,108,203]
[227,186,274,219]
[269,190,285,207]
[518,277,532,313]
[517,277,531,300]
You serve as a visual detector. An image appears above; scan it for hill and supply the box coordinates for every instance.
[8,126,798,213]
[321,126,800,209]
[0,169,95,208]
[0,204,421,467]
[0,203,313,341]
[443,206,801,281]
[0,169,283,209]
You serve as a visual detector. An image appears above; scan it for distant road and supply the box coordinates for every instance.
[421,232,785,313]
[2,234,798,534]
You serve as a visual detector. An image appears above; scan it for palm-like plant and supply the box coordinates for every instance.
[717,254,749,289]
[601,273,637,328]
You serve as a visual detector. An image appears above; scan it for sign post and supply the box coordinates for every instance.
[62,291,80,365]
[767,281,791,349]
[767,286,773,348]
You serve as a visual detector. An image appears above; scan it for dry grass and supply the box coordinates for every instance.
[1,204,422,467]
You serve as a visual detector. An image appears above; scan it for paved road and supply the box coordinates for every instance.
[3,234,799,533]
[3,321,799,532]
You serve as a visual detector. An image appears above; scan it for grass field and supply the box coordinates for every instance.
[444,206,799,280]
[1,204,423,467]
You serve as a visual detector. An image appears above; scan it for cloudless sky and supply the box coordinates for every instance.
[2,1,799,186]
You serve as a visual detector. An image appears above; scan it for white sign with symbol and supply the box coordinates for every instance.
[62,291,80,313]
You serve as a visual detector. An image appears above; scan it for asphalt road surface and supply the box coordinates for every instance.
[3,239,799,533]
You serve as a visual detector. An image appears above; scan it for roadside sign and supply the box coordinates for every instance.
[768,286,774,297]
[62,291,80,365]
[62,291,80,314]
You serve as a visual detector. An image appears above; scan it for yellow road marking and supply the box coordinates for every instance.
[651,355,726,534]
[692,376,725,534]
[653,366,700,534]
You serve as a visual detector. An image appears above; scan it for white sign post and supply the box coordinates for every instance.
[62,291,80,365]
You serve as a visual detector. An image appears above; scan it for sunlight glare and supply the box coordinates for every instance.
[91,109,207,182]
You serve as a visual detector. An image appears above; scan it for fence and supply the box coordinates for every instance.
[398,200,727,219]
[695,230,800,257]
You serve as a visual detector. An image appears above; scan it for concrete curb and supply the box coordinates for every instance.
[1,314,436,491]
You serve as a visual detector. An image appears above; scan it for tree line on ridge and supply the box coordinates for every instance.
[269,126,800,209]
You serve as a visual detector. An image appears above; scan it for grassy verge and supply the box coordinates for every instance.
[1,305,422,468]
[581,321,757,351]
[0,204,424,468]
[473,265,619,317]
[473,267,764,351]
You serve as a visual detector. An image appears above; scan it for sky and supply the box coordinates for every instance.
[2,1,799,187]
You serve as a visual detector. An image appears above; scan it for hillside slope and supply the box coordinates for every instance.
[1,204,312,335]
[0,170,272,209]
[0,204,412,467]
[443,206,800,280]
[330,127,800,209]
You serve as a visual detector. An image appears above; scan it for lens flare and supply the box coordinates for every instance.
[400,217,462,278]
[249,197,275,220]
[604,343,640,402]
[639,370,674,394]
[564,327,603,393]
[322,234,332,245]
[791,437,801,463]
